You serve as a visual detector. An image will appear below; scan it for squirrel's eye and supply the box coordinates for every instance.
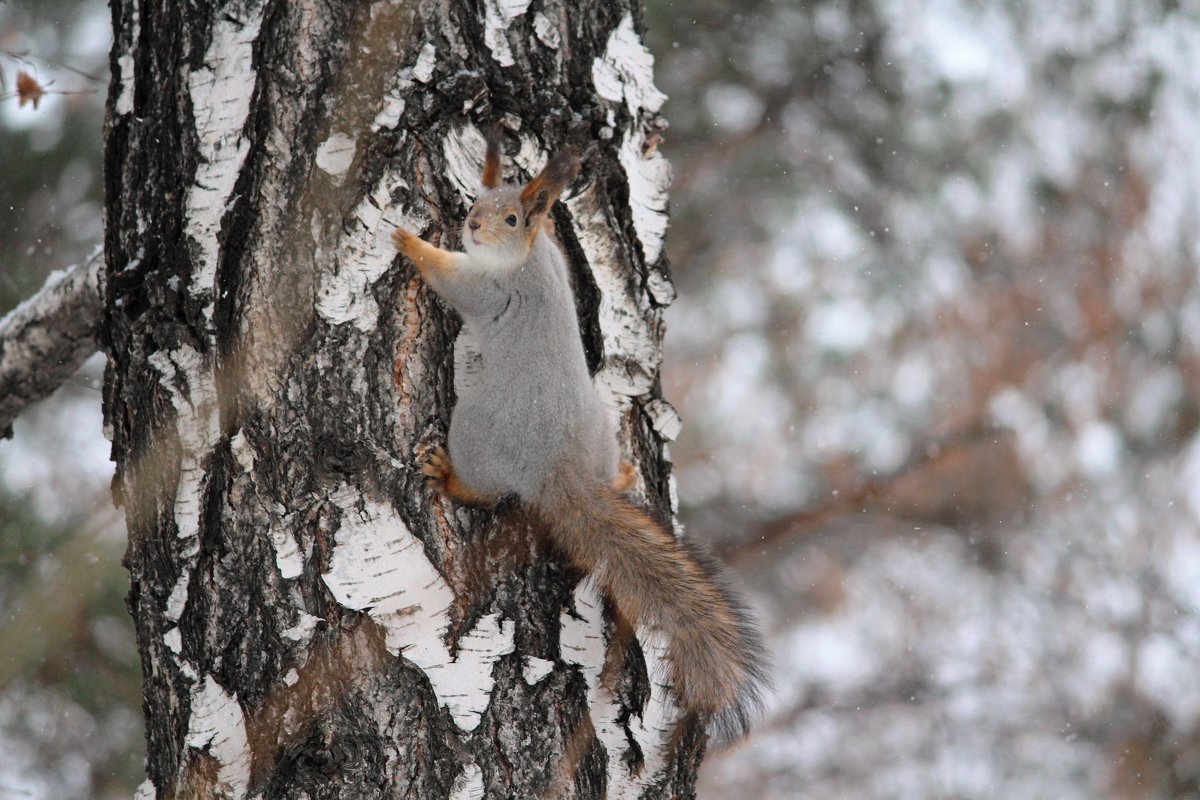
[505,214,517,227]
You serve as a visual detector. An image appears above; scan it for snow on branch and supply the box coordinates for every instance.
[0,246,103,438]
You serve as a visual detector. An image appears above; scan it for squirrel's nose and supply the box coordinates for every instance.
[468,219,481,231]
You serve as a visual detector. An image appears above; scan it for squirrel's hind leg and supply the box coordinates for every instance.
[422,446,497,508]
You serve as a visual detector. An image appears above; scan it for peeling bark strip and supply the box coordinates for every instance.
[0,248,103,438]
[105,1,690,797]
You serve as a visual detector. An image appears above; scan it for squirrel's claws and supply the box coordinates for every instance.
[422,446,450,470]
[419,446,494,508]
[421,446,452,493]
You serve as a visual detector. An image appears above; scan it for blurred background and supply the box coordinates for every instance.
[3,0,1200,797]
[0,2,141,799]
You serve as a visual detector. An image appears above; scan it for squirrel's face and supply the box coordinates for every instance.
[463,134,581,271]
[463,188,534,271]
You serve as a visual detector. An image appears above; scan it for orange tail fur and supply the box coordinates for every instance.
[537,475,768,742]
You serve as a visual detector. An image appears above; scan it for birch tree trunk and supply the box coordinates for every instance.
[103,1,690,797]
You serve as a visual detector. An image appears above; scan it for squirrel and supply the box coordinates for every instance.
[391,128,767,743]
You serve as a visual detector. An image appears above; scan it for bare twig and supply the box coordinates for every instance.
[0,246,104,438]
[0,49,106,84]
[722,422,998,564]
[0,86,99,105]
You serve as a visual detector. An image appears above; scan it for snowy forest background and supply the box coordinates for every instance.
[4,0,1200,797]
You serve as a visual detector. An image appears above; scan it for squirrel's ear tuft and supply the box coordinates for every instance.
[519,148,581,222]
[482,125,504,189]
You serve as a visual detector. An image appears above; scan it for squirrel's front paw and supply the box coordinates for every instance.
[391,227,416,254]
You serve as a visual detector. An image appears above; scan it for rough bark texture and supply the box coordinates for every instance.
[103,1,689,798]
[0,249,103,438]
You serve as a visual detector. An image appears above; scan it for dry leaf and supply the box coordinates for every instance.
[16,70,45,109]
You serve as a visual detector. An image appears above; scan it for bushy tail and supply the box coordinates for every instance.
[536,476,769,742]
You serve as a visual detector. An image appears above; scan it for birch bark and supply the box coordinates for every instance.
[103,1,688,796]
